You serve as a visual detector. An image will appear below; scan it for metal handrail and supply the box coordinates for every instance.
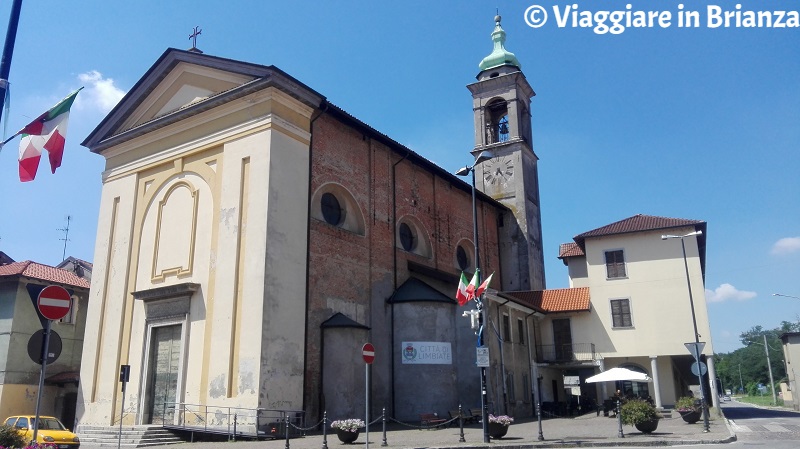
[537,343,597,363]
[159,402,305,440]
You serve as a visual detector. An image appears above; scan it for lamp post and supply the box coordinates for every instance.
[745,335,778,405]
[456,150,493,443]
[662,230,710,433]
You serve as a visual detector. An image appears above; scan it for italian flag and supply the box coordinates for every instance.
[455,272,471,306]
[474,272,494,298]
[466,270,480,297]
[15,88,82,182]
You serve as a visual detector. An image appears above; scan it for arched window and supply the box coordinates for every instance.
[399,223,416,251]
[320,192,343,225]
[456,245,470,271]
[396,216,432,258]
[311,183,366,235]
[486,99,509,144]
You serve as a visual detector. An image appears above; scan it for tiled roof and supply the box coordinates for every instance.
[505,287,590,313]
[57,256,93,270]
[558,242,585,259]
[0,261,91,289]
[575,214,704,242]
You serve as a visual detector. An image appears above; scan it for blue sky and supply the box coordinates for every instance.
[0,0,797,353]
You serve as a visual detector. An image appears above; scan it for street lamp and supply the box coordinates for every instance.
[662,230,710,433]
[745,335,778,405]
[455,149,493,443]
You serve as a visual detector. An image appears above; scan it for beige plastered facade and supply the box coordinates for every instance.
[543,226,718,409]
[78,61,315,426]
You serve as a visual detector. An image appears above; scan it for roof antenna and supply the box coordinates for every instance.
[58,215,71,262]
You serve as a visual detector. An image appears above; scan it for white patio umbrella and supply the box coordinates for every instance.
[585,367,651,383]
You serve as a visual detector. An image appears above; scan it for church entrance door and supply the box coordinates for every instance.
[143,324,183,424]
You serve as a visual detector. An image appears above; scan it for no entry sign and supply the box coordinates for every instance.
[362,343,375,364]
[37,286,71,321]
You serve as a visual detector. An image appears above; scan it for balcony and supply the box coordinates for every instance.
[537,343,597,364]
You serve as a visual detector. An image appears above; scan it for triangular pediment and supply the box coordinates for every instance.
[117,61,257,132]
[83,48,325,153]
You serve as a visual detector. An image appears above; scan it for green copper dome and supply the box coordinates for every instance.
[478,15,521,71]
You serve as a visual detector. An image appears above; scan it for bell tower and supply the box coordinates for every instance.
[467,15,545,291]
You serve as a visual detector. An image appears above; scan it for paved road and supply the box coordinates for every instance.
[82,406,736,448]
[721,398,800,446]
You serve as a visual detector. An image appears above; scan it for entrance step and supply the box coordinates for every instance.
[76,425,182,447]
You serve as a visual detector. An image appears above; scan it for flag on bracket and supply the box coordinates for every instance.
[456,272,471,306]
[5,88,82,182]
[474,272,494,298]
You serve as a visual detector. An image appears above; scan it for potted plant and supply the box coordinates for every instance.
[330,418,365,444]
[620,398,660,434]
[675,396,701,423]
[487,414,514,439]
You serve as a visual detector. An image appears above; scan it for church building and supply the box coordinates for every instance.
[77,15,547,430]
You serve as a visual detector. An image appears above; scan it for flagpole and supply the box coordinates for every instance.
[0,0,24,124]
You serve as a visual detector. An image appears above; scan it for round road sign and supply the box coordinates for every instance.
[691,361,708,377]
[362,343,375,364]
[27,329,63,365]
[37,285,71,321]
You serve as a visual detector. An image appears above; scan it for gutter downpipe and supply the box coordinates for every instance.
[390,152,409,418]
[305,100,328,424]
[524,311,537,415]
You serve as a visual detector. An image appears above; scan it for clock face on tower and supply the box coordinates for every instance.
[483,156,514,185]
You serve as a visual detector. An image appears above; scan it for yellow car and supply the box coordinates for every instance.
[3,415,80,448]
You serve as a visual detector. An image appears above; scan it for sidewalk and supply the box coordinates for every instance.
[81,410,736,449]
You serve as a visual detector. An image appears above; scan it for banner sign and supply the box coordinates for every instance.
[563,375,580,386]
[401,341,452,365]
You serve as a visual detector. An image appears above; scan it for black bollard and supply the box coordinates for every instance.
[537,402,544,441]
[381,407,388,447]
[285,415,290,449]
[322,411,328,449]
[616,399,624,438]
[458,404,465,442]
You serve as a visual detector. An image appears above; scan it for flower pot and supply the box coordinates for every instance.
[335,428,359,444]
[488,422,509,439]
[634,418,659,434]
[679,409,701,424]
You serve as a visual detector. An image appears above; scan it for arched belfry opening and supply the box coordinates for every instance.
[485,99,510,144]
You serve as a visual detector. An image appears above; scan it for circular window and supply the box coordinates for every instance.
[399,223,416,251]
[321,192,342,225]
[456,246,470,271]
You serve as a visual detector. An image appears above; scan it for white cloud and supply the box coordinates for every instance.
[705,283,757,303]
[771,237,800,255]
[77,70,126,113]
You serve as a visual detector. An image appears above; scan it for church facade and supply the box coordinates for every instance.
[77,16,547,429]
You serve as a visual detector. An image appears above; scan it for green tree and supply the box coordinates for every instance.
[713,322,795,397]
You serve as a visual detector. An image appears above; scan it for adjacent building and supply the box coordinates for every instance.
[510,214,717,410]
[0,257,90,429]
[780,332,800,411]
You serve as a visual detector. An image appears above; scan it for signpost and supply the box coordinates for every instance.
[27,329,62,364]
[37,285,72,321]
[31,285,72,443]
[362,343,374,449]
[119,365,130,449]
